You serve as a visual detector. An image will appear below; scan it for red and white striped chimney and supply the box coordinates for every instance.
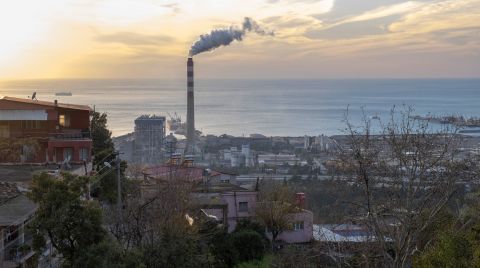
[186,57,195,154]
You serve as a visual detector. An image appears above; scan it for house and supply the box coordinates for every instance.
[0,182,38,268]
[0,96,92,165]
[192,183,314,243]
[191,182,258,233]
[141,159,314,244]
[266,208,314,244]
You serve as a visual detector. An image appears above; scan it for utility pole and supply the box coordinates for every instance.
[116,152,122,220]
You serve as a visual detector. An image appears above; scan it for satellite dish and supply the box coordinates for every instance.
[31,92,37,100]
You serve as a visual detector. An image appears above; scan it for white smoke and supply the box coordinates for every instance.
[189,17,274,57]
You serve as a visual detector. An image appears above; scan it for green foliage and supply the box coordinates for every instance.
[141,232,213,268]
[414,191,480,268]
[414,231,473,268]
[211,221,268,268]
[234,219,269,242]
[28,172,106,267]
[230,230,266,262]
[235,255,272,268]
[92,160,128,204]
[72,239,145,268]
[89,110,122,203]
[90,111,114,158]
[211,232,239,268]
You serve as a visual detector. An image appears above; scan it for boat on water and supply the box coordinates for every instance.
[55,92,72,96]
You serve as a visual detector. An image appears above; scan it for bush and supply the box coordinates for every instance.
[230,230,266,262]
[211,232,239,268]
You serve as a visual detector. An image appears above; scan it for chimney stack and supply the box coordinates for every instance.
[186,57,195,154]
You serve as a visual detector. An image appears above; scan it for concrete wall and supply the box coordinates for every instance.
[221,191,258,232]
[268,210,314,244]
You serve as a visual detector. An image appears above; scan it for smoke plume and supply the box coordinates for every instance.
[189,17,274,57]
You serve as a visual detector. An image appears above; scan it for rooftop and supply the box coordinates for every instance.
[0,181,20,205]
[0,182,37,226]
[0,96,92,111]
[193,182,250,193]
[0,195,37,226]
[143,165,205,182]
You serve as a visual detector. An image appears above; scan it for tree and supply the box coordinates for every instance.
[28,173,106,267]
[230,230,266,262]
[414,187,480,267]
[72,239,145,268]
[255,180,296,250]
[90,110,114,161]
[338,106,476,267]
[414,231,473,268]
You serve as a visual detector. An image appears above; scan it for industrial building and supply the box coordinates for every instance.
[132,115,166,164]
[186,57,196,155]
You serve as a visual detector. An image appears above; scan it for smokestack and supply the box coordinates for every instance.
[186,57,195,154]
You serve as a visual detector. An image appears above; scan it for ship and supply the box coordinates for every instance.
[55,92,72,96]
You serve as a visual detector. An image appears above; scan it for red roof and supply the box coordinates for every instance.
[0,96,92,111]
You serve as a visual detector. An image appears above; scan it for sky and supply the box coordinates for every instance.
[0,0,479,79]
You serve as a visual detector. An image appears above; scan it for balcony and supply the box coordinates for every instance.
[49,130,91,140]
[1,222,36,268]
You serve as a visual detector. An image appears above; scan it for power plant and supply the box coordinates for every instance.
[186,57,195,154]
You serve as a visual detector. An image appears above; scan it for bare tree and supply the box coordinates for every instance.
[125,163,146,180]
[337,106,475,267]
[104,176,195,250]
[255,180,296,250]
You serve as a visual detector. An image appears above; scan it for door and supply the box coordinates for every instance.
[63,148,73,162]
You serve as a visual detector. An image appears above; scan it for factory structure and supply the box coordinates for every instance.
[186,57,196,155]
[132,115,166,164]
[115,57,198,164]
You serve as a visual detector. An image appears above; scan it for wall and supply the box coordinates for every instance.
[267,210,314,244]
[221,191,258,232]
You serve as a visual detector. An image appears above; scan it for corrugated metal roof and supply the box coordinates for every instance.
[1,96,92,111]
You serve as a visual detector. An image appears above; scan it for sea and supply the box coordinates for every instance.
[0,79,479,137]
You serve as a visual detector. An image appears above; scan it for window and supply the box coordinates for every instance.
[238,202,248,212]
[79,148,89,161]
[63,148,73,162]
[293,221,304,231]
[22,120,41,129]
[59,113,71,127]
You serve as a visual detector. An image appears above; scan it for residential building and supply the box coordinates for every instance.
[0,96,92,165]
[267,209,314,244]
[140,159,314,244]
[192,183,258,232]
[0,182,50,268]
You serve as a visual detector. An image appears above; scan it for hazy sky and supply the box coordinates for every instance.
[1,0,479,79]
